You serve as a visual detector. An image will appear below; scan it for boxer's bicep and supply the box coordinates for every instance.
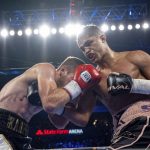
[137,51,150,79]
[38,76,57,103]
[36,64,70,113]
[36,64,57,102]
[129,50,150,79]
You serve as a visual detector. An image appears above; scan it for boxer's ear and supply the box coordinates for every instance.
[99,34,106,43]
[68,72,74,80]
[59,65,68,76]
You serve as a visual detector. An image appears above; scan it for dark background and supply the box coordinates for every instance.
[0,0,149,149]
[0,0,149,69]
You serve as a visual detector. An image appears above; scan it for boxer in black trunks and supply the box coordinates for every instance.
[0,56,100,150]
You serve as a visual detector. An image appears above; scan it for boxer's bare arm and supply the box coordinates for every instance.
[37,64,70,112]
[46,98,80,129]
[47,92,96,128]
[107,51,150,96]
[28,63,70,113]
[48,114,69,129]
[47,100,80,129]
[128,50,150,79]
[63,91,96,127]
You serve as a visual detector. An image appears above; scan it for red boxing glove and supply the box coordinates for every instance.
[64,64,101,100]
[74,64,101,89]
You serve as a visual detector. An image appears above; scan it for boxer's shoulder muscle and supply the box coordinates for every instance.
[33,63,55,70]
[126,50,150,65]
[28,63,55,74]
[22,63,55,83]
[126,50,150,79]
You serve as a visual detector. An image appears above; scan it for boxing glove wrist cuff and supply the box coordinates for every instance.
[64,80,82,100]
[131,79,150,95]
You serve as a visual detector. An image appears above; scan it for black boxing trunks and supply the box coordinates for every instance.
[108,101,150,150]
[0,108,32,150]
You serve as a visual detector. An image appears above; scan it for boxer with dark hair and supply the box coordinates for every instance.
[0,56,101,150]
[76,24,150,149]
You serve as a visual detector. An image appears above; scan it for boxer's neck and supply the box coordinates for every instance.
[98,48,118,68]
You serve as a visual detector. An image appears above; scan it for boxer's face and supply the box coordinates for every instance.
[77,34,106,64]
[56,66,74,87]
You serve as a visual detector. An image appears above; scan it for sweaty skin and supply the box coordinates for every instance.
[0,63,71,122]
[50,34,150,130]
[78,34,150,125]
[95,51,150,114]
[0,71,42,122]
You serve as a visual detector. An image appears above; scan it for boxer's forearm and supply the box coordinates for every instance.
[48,114,69,129]
[63,107,89,127]
[42,88,70,113]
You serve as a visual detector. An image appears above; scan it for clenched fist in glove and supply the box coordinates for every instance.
[107,73,133,96]
[64,64,101,100]
[107,72,150,96]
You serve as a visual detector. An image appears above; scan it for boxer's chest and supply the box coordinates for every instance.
[96,59,139,97]
[95,59,149,115]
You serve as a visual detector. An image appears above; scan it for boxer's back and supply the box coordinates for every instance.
[0,67,42,122]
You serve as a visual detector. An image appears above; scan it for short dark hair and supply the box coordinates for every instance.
[77,24,103,40]
[58,56,85,72]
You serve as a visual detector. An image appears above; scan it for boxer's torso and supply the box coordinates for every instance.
[0,69,43,122]
[95,51,150,115]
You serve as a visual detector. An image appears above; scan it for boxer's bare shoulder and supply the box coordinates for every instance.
[126,50,150,64]
[22,63,55,83]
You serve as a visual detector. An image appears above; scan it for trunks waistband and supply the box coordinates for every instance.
[0,108,29,137]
